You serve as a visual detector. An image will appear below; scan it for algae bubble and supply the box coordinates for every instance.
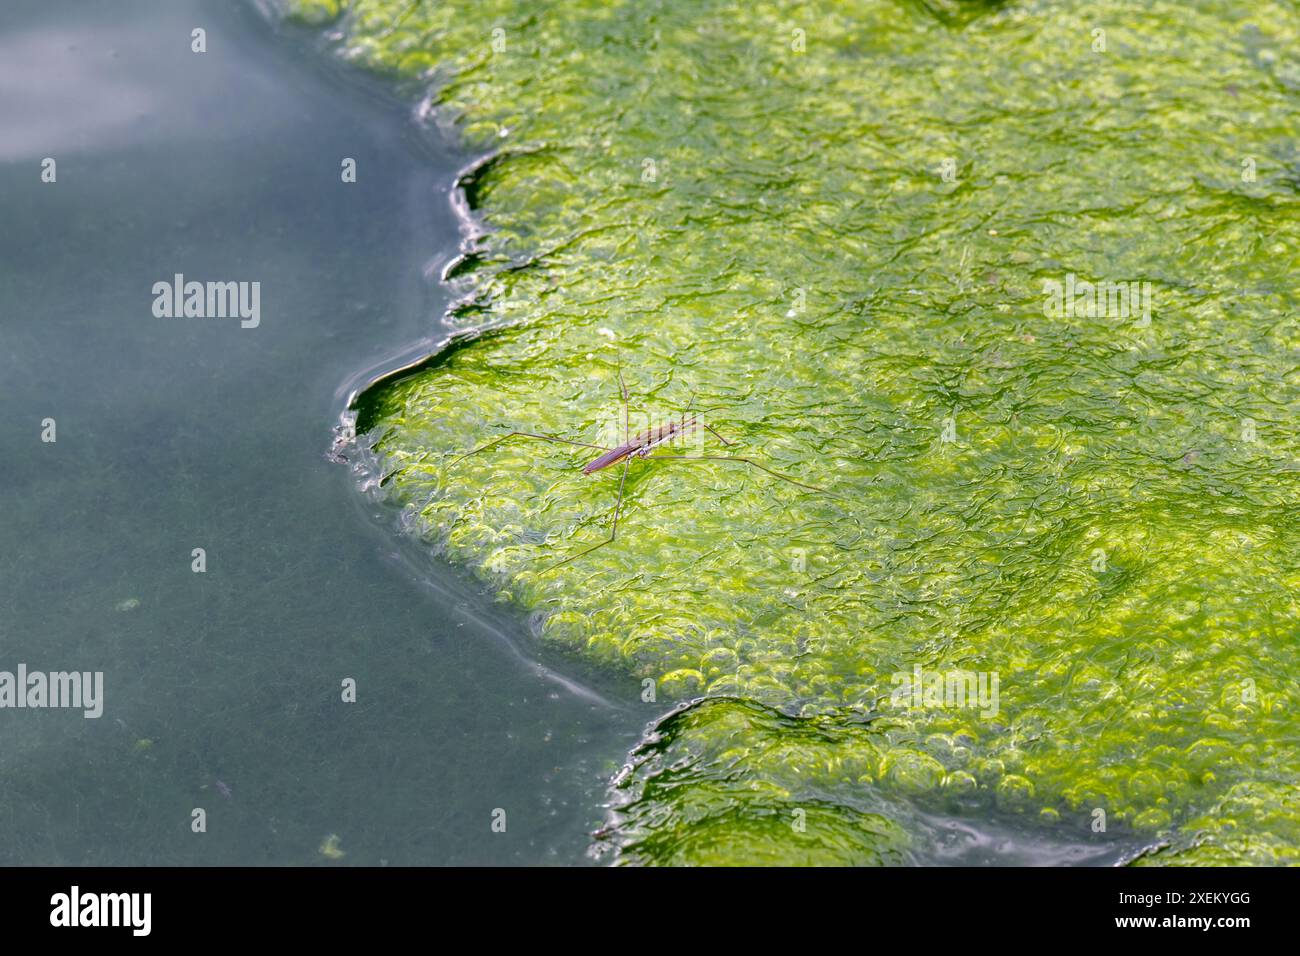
[292,0,1300,864]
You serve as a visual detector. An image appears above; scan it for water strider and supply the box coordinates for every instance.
[453,369,831,570]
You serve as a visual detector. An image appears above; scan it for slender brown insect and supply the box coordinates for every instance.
[452,370,828,571]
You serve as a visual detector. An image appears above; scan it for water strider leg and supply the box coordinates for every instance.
[645,454,828,494]
[451,431,611,466]
[703,424,733,447]
[541,456,632,573]
[617,366,630,445]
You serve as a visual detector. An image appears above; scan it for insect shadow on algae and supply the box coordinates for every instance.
[452,368,832,572]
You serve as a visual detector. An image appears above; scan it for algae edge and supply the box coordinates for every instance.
[289,0,1300,865]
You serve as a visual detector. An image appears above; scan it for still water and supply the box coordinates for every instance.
[0,0,641,865]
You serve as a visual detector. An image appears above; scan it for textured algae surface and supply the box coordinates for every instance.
[298,0,1300,863]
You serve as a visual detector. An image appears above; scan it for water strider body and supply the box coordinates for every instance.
[582,414,704,474]
[453,370,828,570]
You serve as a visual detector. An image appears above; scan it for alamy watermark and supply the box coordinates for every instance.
[890,664,1000,718]
[0,664,103,718]
[152,273,260,328]
[1043,273,1152,326]
[50,886,150,936]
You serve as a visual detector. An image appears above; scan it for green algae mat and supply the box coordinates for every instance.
[288,0,1300,864]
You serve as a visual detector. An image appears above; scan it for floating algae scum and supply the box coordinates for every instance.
[294,0,1300,864]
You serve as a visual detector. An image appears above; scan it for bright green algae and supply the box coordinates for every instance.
[294,0,1300,863]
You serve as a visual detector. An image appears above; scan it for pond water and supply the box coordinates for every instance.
[0,0,642,865]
